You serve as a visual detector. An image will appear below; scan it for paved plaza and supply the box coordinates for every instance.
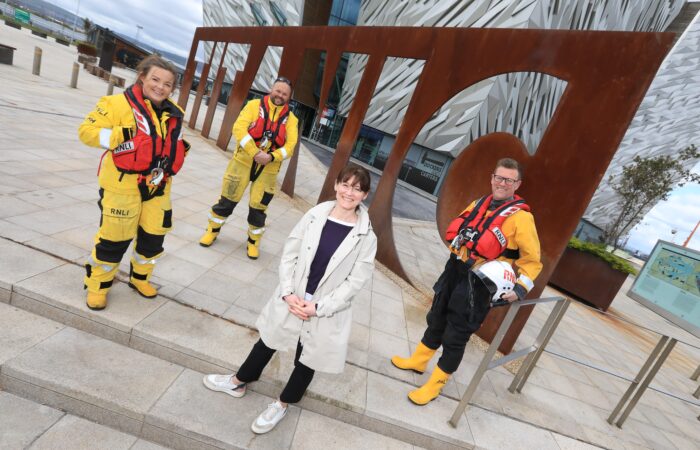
[1,25,699,449]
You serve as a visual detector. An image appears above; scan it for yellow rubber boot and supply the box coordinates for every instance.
[408,366,451,405]
[128,258,158,299]
[86,291,108,310]
[246,227,264,260]
[199,213,225,247]
[391,342,437,374]
[84,258,118,311]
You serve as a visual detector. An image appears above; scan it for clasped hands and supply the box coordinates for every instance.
[253,151,272,165]
[283,294,316,320]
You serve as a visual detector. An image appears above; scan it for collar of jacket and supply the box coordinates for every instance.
[308,201,371,235]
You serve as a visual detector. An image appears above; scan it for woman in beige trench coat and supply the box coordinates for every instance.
[203,165,377,434]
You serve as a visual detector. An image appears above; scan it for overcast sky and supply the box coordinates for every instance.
[626,170,700,254]
[51,0,203,58]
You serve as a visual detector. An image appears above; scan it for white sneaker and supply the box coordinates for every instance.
[251,400,288,434]
[202,374,246,398]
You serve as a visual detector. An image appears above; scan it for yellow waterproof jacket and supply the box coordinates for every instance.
[460,200,543,294]
[78,91,187,194]
[232,97,299,173]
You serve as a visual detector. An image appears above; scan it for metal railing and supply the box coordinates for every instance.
[449,296,570,427]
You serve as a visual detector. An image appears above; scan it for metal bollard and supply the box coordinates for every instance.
[106,78,114,95]
[32,47,42,76]
[70,62,79,88]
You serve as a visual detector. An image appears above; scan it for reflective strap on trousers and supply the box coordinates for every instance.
[132,251,156,265]
[208,213,226,224]
[88,255,116,273]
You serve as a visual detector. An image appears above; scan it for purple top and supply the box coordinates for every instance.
[305,216,354,295]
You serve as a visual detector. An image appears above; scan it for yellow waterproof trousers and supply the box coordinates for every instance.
[208,153,278,243]
[84,187,172,294]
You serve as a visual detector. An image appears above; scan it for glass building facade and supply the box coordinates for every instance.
[309,0,451,196]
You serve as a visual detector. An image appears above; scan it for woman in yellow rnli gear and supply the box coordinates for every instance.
[78,55,190,310]
[199,79,299,259]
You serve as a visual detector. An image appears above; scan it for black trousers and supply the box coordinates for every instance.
[236,338,315,404]
[421,256,491,374]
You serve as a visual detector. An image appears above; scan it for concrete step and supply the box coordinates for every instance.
[0,303,425,450]
[1,240,476,449]
[0,391,168,450]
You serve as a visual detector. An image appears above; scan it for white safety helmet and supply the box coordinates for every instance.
[473,260,516,301]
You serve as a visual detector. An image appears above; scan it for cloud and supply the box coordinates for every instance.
[626,183,700,253]
[51,0,202,58]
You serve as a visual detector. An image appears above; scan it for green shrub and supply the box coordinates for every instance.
[567,237,637,275]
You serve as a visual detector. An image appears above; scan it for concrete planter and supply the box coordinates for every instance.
[548,246,628,311]
[31,30,47,38]
[55,38,70,46]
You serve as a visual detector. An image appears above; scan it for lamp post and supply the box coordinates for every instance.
[70,0,81,44]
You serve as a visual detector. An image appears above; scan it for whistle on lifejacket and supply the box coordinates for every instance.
[258,130,273,151]
[451,228,477,251]
[146,167,164,187]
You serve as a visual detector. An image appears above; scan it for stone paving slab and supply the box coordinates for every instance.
[1,327,184,423]
[0,303,64,365]
[365,371,474,448]
[29,414,139,450]
[0,298,466,449]
[145,369,300,450]
[12,263,168,345]
[0,391,64,450]
[131,300,259,374]
[290,410,418,450]
[0,238,64,292]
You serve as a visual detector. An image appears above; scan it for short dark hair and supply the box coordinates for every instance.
[136,55,177,86]
[495,158,523,180]
[336,164,371,193]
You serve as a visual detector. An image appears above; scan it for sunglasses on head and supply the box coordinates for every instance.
[274,76,292,87]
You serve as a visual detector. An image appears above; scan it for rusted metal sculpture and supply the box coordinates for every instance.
[178,27,673,352]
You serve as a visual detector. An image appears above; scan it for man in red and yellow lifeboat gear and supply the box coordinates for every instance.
[391,158,542,405]
[199,78,299,259]
[78,55,190,310]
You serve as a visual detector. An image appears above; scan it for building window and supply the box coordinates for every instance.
[249,2,269,26]
[269,2,288,26]
[330,0,360,26]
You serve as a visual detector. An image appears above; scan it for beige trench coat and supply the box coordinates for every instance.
[256,201,377,373]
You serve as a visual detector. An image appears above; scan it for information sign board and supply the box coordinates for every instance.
[628,240,700,338]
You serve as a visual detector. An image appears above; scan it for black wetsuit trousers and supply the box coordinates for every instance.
[421,256,491,374]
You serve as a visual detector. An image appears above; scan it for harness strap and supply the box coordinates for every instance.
[124,86,159,177]
[459,196,526,261]
[250,99,289,182]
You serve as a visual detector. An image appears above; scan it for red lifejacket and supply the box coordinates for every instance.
[247,95,289,150]
[111,84,186,178]
[446,195,529,261]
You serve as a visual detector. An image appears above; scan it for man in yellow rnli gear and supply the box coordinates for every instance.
[391,158,542,405]
[78,55,189,310]
[199,78,299,259]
